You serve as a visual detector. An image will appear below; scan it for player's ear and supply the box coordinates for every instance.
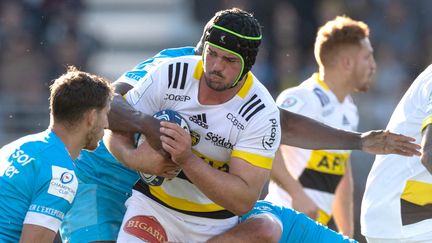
[340,53,354,71]
[85,108,98,127]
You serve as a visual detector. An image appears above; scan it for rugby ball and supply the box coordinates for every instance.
[136,110,190,186]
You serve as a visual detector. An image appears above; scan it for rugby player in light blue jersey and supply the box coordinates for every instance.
[0,66,112,242]
[59,47,197,243]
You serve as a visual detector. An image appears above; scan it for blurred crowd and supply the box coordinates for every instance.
[0,0,99,143]
[0,0,431,141]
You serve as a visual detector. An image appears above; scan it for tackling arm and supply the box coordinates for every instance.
[279,108,421,156]
[107,82,166,155]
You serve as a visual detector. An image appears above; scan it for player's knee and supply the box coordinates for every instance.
[247,215,282,243]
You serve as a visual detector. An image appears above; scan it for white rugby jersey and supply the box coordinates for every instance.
[125,55,281,218]
[361,65,432,239]
[266,73,358,224]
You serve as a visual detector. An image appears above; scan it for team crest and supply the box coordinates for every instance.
[190,130,201,146]
[282,97,298,108]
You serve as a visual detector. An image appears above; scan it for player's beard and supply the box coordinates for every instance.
[204,71,232,91]
[84,125,101,151]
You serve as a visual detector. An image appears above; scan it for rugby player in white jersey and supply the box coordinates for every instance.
[59,8,421,243]
[265,16,375,237]
[362,65,432,242]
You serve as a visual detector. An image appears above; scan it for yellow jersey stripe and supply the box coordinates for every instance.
[317,209,331,225]
[231,150,273,169]
[421,116,432,131]
[401,180,432,206]
[193,60,204,80]
[237,72,253,99]
[313,73,330,91]
[149,186,225,212]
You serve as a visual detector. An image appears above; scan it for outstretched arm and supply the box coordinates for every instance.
[279,108,421,156]
[107,82,165,154]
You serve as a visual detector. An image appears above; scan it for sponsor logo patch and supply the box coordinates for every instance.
[189,113,209,129]
[226,113,245,130]
[124,215,168,243]
[262,118,279,150]
[164,93,191,102]
[48,166,78,204]
[205,132,235,150]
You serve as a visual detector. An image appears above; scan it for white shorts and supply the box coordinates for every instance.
[117,189,239,243]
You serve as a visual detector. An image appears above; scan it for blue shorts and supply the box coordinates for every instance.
[60,183,131,242]
[240,201,357,243]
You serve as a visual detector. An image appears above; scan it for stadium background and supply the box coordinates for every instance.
[0,0,430,242]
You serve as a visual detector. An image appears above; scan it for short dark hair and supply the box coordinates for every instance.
[314,15,370,67]
[49,66,113,126]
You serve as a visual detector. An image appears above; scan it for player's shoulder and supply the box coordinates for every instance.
[276,76,322,112]
[413,64,432,90]
[247,73,278,109]
[157,46,196,57]
[1,130,68,163]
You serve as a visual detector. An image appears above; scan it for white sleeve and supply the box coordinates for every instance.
[232,107,281,170]
[276,87,319,119]
[23,211,60,233]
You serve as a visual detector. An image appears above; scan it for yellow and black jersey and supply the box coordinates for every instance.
[362,65,432,239]
[266,73,358,224]
[125,55,281,219]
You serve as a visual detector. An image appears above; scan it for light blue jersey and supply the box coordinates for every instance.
[60,46,196,243]
[0,130,78,242]
[240,201,358,243]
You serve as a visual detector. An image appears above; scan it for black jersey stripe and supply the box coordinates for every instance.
[173,62,181,88]
[245,103,265,121]
[180,63,188,89]
[298,168,343,193]
[239,94,257,115]
[168,62,188,89]
[401,198,432,225]
[133,179,235,219]
[202,113,207,123]
[241,98,261,117]
[168,63,173,88]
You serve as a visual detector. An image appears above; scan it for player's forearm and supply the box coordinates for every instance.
[333,167,354,237]
[108,94,164,153]
[103,130,136,167]
[271,148,304,196]
[279,108,362,150]
[181,155,267,215]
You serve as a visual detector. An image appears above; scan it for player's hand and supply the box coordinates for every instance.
[360,130,421,156]
[132,140,180,179]
[160,121,193,166]
[292,191,319,220]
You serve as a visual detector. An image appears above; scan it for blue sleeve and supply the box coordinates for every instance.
[120,46,196,84]
[29,158,78,222]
